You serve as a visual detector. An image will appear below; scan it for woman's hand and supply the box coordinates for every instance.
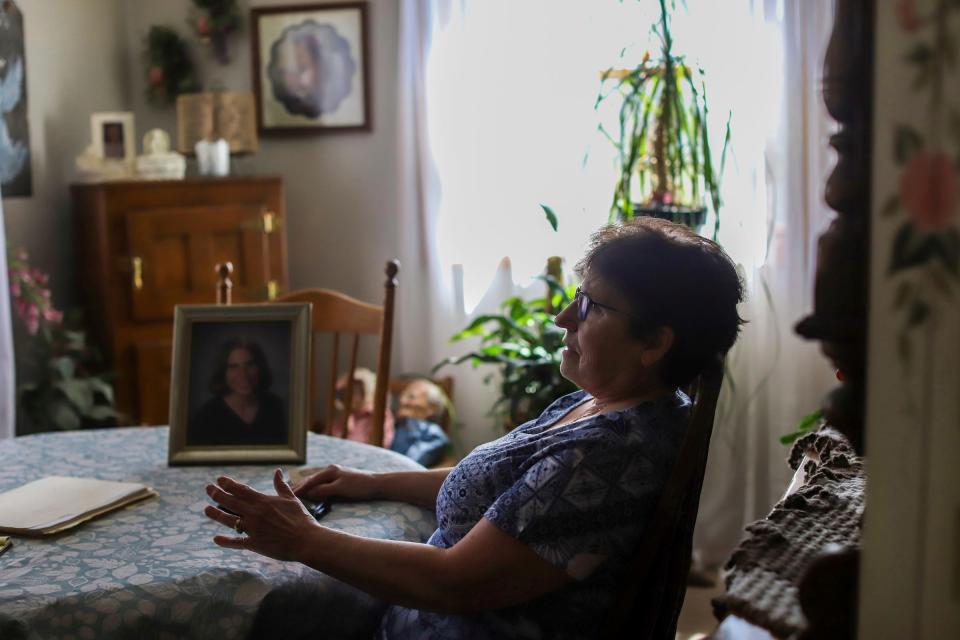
[204,469,320,562]
[292,464,380,502]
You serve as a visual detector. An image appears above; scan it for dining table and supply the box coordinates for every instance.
[0,427,438,640]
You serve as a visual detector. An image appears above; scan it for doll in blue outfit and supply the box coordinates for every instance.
[204,217,744,639]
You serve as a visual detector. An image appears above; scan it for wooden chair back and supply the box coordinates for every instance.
[274,260,399,447]
[603,355,725,639]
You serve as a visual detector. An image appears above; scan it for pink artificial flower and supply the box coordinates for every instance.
[148,65,164,87]
[197,14,211,36]
[43,308,63,325]
[896,0,921,32]
[899,150,958,232]
[24,315,39,336]
[9,280,20,298]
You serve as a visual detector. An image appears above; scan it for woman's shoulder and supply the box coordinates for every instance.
[567,389,690,448]
[542,389,590,418]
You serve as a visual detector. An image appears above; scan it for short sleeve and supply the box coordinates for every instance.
[483,417,673,581]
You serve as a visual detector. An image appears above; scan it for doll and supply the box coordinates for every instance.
[389,378,451,467]
[329,368,395,448]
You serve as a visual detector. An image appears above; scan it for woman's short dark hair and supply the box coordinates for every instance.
[208,336,274,396]
[576,217,745,388]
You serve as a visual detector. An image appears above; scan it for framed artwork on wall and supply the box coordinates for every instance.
[0,1,32,198]
[168,303,311,466]
[90,112,136,163]
[251,2,371,134]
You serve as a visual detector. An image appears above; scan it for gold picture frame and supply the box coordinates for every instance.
[168,303,311,466]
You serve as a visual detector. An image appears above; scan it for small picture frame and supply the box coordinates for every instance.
[168,303,311,466]
[90,112,136,162]
[251,2,371,134]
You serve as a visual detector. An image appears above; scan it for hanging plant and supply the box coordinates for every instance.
[189,0,243,65]
[596,0,731,240]
[143,26,200,106]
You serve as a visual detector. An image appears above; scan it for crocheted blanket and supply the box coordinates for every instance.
[712,427,865,638]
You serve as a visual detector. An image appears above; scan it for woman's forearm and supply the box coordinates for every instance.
[370,467,452,509]
[297,525,462,611]
[207,473,569,615]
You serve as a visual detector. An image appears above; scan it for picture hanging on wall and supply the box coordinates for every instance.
[0,1,31,198]
[251,2,370,134]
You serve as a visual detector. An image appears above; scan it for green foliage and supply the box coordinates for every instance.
[894,123,924,164]
[191,0,242,32]
[189,0,243,64]
[596,0,730,239]
[780,408,825,446]
[889,223,960,276]
[540,204,559,232]
[434,277,578,431]
[16,308,119,435]
[9,248,118,434]
[143,26,200,106]
[17,326,118,438]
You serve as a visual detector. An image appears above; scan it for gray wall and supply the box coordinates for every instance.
[4,0,129,307]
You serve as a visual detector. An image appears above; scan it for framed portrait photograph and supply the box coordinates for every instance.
[90,112,136,162]
[251,2,370,134]
[168,303,311,466]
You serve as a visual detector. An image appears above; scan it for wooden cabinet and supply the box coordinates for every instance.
[71,177,288,426]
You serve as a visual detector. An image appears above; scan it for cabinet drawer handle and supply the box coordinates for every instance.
[241,211,281,233]
[263,211,278,234]
[131,257,143,291]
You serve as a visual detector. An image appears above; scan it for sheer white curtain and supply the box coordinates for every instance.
[0,190,15,440]
[396,0,837,564]
[688,0,840,566]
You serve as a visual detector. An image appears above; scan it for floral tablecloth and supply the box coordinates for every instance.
[0,428,437,640]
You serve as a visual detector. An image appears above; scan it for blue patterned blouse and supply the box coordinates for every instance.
[377,389,691,639]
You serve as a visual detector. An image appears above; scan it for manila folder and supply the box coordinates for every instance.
[0,476,157,536]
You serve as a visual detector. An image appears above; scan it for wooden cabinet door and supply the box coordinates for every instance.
[135,340,173,425]
[126,204,279,321]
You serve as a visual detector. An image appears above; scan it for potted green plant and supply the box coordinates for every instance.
[433,274,578,431]
[9,249,119,434]
[597,0,730,240]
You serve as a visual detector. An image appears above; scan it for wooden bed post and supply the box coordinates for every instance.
[793,1,875,636]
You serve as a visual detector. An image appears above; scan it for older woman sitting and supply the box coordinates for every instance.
[204,217,744,638]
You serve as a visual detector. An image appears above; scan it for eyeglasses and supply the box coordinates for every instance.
[572,286,634,322]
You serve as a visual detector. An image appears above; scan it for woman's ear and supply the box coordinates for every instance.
[640,326,675,368]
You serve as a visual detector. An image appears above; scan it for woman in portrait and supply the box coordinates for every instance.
[189,337,287,446]
[204,217,744,637]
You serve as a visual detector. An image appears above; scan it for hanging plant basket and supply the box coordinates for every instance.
[632,202,708,230]
[143,26,200,106]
